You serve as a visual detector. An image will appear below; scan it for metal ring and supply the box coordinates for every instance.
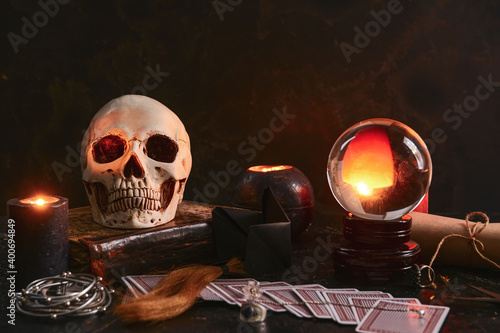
[415,264,436,288]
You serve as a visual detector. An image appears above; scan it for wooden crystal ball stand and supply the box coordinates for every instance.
[333,213,421,284]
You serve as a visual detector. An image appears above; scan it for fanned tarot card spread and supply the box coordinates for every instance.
[122,276,449,333]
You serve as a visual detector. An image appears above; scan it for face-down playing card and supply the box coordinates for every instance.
[320,290,392,324]
[349,297,421,324]
[263,284,327,318]
[207,278,259,306]
[356,300,450,333]
[124,274,224,302]
[228,281,292,312]
[293,288,358,319]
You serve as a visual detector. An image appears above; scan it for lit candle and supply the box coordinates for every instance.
[248,165,293,173]
[7,195,68,288]
[232,165,315,239]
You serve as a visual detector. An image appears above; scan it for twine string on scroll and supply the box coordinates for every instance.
[428,212,500,270]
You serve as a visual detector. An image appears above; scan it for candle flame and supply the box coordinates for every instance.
[20,196,59,205]
[342,127,394,195]
[248,165,293,173]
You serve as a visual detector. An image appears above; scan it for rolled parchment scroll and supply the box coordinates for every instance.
[410,212,500,269]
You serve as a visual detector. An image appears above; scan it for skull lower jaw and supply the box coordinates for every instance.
[83,178,184,228]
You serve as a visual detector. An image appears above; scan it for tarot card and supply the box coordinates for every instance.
[228,281,291,312]
[349,297,421,324]
[294,288,358,319]
[199,287,225,301]
[207,278,259,305]
[121,276,146,301]
[121,289,135,304]
[264,285,326,318]
[125,274,164,294]
[356,300,449,333]
[125,274,224,301]
[320,290,392,324]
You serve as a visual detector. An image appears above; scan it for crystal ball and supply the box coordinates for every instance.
[327,118,432,220]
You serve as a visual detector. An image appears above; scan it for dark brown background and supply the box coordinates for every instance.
[1,0,499,219]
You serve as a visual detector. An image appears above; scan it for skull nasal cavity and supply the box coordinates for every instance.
[123,155,145,179]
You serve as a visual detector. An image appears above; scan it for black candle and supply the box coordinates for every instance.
[7,195,69,288]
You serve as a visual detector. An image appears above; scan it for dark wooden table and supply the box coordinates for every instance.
[1,204,499,332]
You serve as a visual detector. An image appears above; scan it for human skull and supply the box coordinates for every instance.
[81,95,192,228]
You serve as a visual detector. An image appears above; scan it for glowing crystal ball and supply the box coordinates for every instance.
[327,118,432,220]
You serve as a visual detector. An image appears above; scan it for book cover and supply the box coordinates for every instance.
[69,201,217,282]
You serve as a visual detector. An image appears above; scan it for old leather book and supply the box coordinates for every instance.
[69,201,217,283]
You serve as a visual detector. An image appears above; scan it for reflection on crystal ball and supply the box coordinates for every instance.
[327,118,432,220]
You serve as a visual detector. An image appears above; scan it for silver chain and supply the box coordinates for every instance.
[15,272,114,319]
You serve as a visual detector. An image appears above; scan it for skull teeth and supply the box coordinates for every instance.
[108,197,162,214]
[107,188,162,214]
[109,188,160,202]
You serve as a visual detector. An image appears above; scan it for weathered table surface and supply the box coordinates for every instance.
[1,203,499,332]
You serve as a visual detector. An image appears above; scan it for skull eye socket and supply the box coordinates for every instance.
[146,135,178,163]
[93,135,126,164]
